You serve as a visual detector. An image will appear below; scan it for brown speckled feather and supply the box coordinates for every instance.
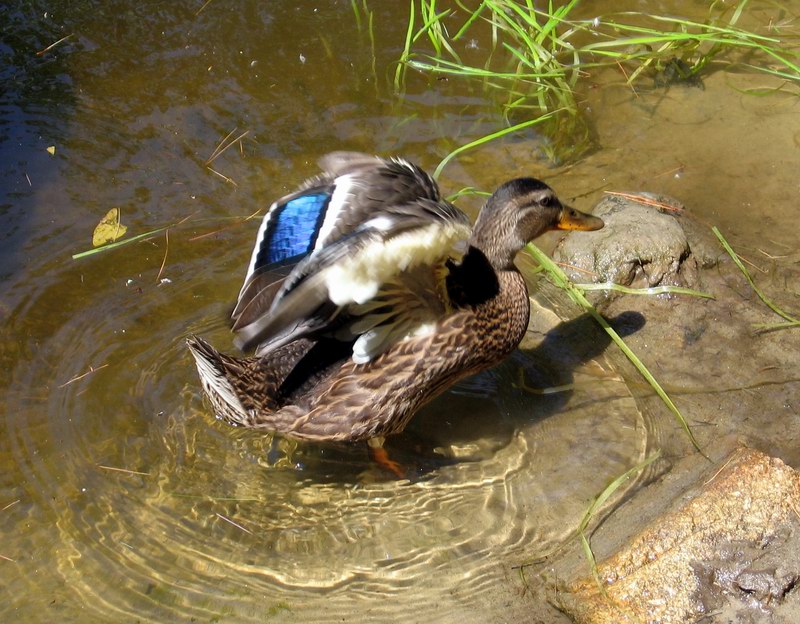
[189,268,528,441]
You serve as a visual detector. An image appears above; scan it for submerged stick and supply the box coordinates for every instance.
[36,34,73,56]
[156,229,169,283]
[58,364,109,388]
[97,465,151,477]
[215,512,253,535]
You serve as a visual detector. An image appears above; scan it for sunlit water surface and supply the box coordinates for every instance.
[1,1,798,621]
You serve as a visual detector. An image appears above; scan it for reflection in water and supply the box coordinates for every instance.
[2,0,795,621]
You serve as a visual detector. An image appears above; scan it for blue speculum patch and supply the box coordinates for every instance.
[258,192,331,267]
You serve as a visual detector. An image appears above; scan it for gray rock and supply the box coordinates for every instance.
[554,192,719,291]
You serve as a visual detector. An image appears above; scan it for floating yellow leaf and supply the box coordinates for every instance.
[92,208,128,247]
[46,146,56,155]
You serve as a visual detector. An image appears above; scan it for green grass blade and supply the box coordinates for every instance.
[445,186,491,202]
[753,320,800,330]
[453,1,486,40]
[394,0,416,92]
[578,451,661,534]
[525,243,704,455]
[579,532,603,591]
[712,226,800,324]
[577,282,715,299]
[578,451,662,591]
[408,56,564,79]
[72,226,168,260]
[350,0,362,32]
[433,112,557,179]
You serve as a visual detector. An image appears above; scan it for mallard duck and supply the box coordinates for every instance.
[188,151,603,455]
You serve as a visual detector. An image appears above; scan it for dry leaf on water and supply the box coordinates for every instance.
[92,208,128,247]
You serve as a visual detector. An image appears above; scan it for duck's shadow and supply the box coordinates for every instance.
[264,310,645,483]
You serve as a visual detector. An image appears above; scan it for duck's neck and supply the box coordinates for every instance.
[468,223,522,271]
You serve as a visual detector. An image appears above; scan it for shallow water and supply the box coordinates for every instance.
[1,1,798,621]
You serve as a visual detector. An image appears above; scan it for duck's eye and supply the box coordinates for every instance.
[540,195,552,207]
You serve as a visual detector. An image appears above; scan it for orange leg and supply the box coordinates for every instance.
[367,437,406,479]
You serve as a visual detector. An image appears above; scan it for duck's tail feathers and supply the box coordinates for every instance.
[186,336,251,425]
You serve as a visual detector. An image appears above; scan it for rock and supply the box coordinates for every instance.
[554,447,800,624]
[553,193,719,291]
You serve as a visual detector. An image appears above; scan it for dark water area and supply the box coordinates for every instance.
[1,1,798,621]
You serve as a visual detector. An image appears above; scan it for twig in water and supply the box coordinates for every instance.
[205,129,249,166]
[604,191,683,213]
[514,369,576,395]
[206,128,237,163]
[0,553,16,563]
[615,59,638,97]
[58,364,109,388]
[36,34,73,56]
[189,206,264,241]
[207,166,238,187]
[196,0,215,15]
[702,451,739,486]
[757,248,789,260]
[2,500,20,512]
[737,253,768,274]
[215,512,253,535]
[654,164,685,178]
[97,465,151,477]
[556,261,599,277]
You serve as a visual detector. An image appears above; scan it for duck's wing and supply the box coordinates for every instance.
[232,152,440,331]
[231,152,471,360]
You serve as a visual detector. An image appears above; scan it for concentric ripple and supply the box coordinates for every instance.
[1,248,648,621]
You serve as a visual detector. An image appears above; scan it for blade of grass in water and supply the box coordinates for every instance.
[577,282,714,299]
[394,0,416,91]
[578,451,662,590]
[525,242,704,455]
[754,320,800,330]
[71,211,258,260]
[712,226,800,327]
[433,112,558,179]
[408,57,563,79]
[72,226,169,260]
[452,0,487,40]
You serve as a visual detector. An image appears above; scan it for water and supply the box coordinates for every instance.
[1,1,798,621]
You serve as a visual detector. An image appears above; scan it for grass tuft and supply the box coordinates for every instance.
[396,1,800,167]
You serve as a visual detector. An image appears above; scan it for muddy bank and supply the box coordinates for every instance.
[519,192,800,623]
[552,192,800,464]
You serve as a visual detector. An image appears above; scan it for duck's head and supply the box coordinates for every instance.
[471,177,603,269]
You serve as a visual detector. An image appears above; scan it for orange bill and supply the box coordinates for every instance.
[556,206,604,231]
